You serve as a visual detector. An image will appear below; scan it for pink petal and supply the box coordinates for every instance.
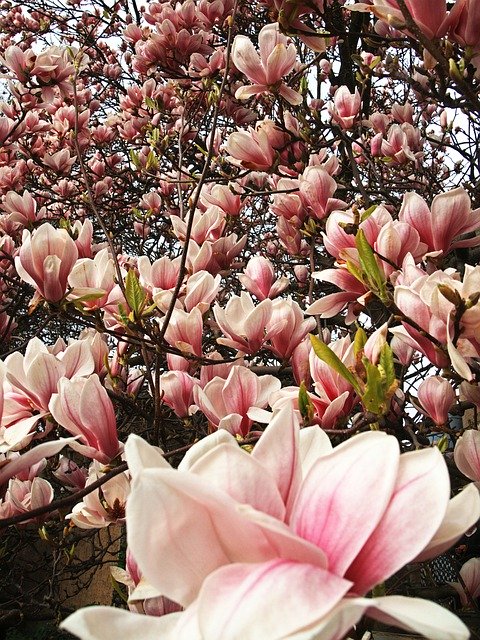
[345,447,450,595]
[290,432,399,576]
[0,437,76,485]
[366,595,469,640]
[251,404,300,511]
[454,430,480,481]
[196,560,352,640]
[61,607,182,640]
[124,433,169,479]
[189,443,286,520]
[416,483,480,561]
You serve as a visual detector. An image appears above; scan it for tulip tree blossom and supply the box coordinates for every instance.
[62,406,478,640]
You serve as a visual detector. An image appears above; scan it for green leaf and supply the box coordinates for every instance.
[362,360,383,413]
[298,381,314,424]
[117,303,129,326]
[353,326,367,356]
[379,343,396,391]
[110,575,129,604]
[436,434,449,453]
[360,205,377,222]
[144,96,157,110]
[129,149,141,169]
[345,257,365,286]
[310,334,362,395]
[355,229,387,302]
[125,270,146,316]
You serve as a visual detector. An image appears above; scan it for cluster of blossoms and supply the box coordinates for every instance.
[1,0,480,637]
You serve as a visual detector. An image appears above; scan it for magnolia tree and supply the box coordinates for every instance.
[2,0,480,637]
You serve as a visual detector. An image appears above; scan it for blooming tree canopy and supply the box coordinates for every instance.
[1,0,480,638]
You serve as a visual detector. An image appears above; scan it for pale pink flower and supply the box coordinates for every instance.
[193,365,281,436]
[63,406,477,639]
[160,371,198,418]
[53,457,88,490]
[449,558,480,607]
[49,374,121,463]
[163,307,203,357]
[43,149,77,174]
[399,188,480,256]
[214,293,284,354]
[267,297,316,360]
[329,86,362,130]
[1,337,95,452]
[225,119,286,171]
[67,248,116,310]
[0,476,53,523]
[2,190,46,227]
[199,183,242,217]
[232,23,301,105]
[67,460,130,529]
[238,256,289,301]
[308,335,358,428]
[15,223,79,303]
[417,376,456,426]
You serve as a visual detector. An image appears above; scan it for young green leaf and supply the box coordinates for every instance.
[353,326,367,356]
[310,334,362,395]
[125,270,147,317]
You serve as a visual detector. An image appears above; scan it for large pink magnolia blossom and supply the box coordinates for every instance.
[49,374,121,464]
[15,222,79,303]
[232,23,302,105]
[62,406,478,640]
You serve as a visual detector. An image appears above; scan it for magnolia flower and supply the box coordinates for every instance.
[329,86,362,130]
[213,292,284,354]
[232,23,301,105]
[417,376,456,426]
[67,460,130,529]
[238,256,289,301]
[63,406,478,640]
[193,365,280,436]
[49,374,121,464]
[15,223,78,303]
[398,188,480,256]
[0,476,53,523]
